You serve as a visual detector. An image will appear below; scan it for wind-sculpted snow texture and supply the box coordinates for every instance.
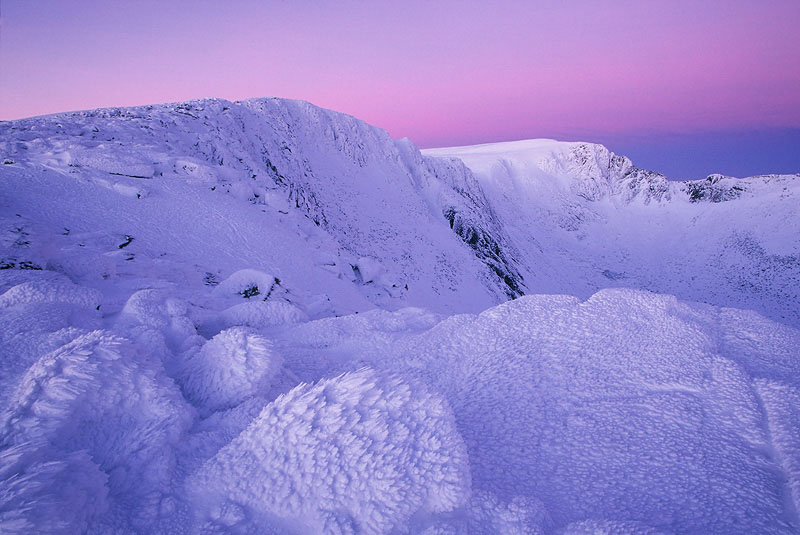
[277,289,800,534]
[188,368,470,534]
[0,98,799,533]
[0,330,193,531]
[178,327,282,413]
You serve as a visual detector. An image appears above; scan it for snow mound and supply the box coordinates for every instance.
[0,279,101,310]
[215,268,279,300]
[187,367,470,534]
[178,327,282,412]
[117,289,202,357]
[220,299,308,329]
[119,288,182,328]
[0,443,109,534]
[0,330,192,530]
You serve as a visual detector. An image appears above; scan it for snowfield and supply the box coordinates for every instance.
[0,97,798,533]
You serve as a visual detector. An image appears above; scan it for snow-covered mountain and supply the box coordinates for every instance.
[1,98,798,534]
[0,97,523,320]
[426,139,800,328]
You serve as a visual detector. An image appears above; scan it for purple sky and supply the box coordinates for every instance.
[2,0,799,179]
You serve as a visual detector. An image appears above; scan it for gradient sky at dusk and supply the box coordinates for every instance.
[1,0,799,179]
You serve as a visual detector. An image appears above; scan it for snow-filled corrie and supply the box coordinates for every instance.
[424,140,800,328]
[186,367,471,534]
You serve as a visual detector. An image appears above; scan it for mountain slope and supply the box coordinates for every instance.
[424,139,800,327]
[0,97,520,319]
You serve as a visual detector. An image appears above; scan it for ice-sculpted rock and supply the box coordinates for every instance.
[0,443,109,534]
[0,330,193,530]
[178,327,282,412]
[187,367,470,534]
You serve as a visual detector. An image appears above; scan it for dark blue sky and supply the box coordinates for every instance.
[590,128,800,180]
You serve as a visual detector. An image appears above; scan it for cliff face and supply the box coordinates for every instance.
[0,97,524,314]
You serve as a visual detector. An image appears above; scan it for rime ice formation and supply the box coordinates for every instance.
[274,289,800,534]
[0,445,109,534]
[0,331,192,531]
[178,327,282,412]
[187,368,470,534]
[0,98,798,533]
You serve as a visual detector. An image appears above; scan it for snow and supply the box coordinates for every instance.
[272,288,800,533]
[219,300,308,329]
[178,327,282,413]
[0,444,109,534]
[214,268,280,300]
[0,279,101,309]
[0,97,798,533]
[1,330,193,530]
[187,368,470,534]
[424,139,800,328]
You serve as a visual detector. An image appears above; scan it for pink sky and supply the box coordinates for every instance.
[1,1,798,176]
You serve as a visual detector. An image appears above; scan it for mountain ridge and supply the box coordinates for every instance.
[2,96,798,327]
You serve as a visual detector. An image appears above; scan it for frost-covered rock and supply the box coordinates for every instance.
[0,443,109,534]
[187,367,470,534]
[120,288,178,328]
[0,330,193,530]
[215,268,280,300]
[117,289,202,357]
[178,327,282,412]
